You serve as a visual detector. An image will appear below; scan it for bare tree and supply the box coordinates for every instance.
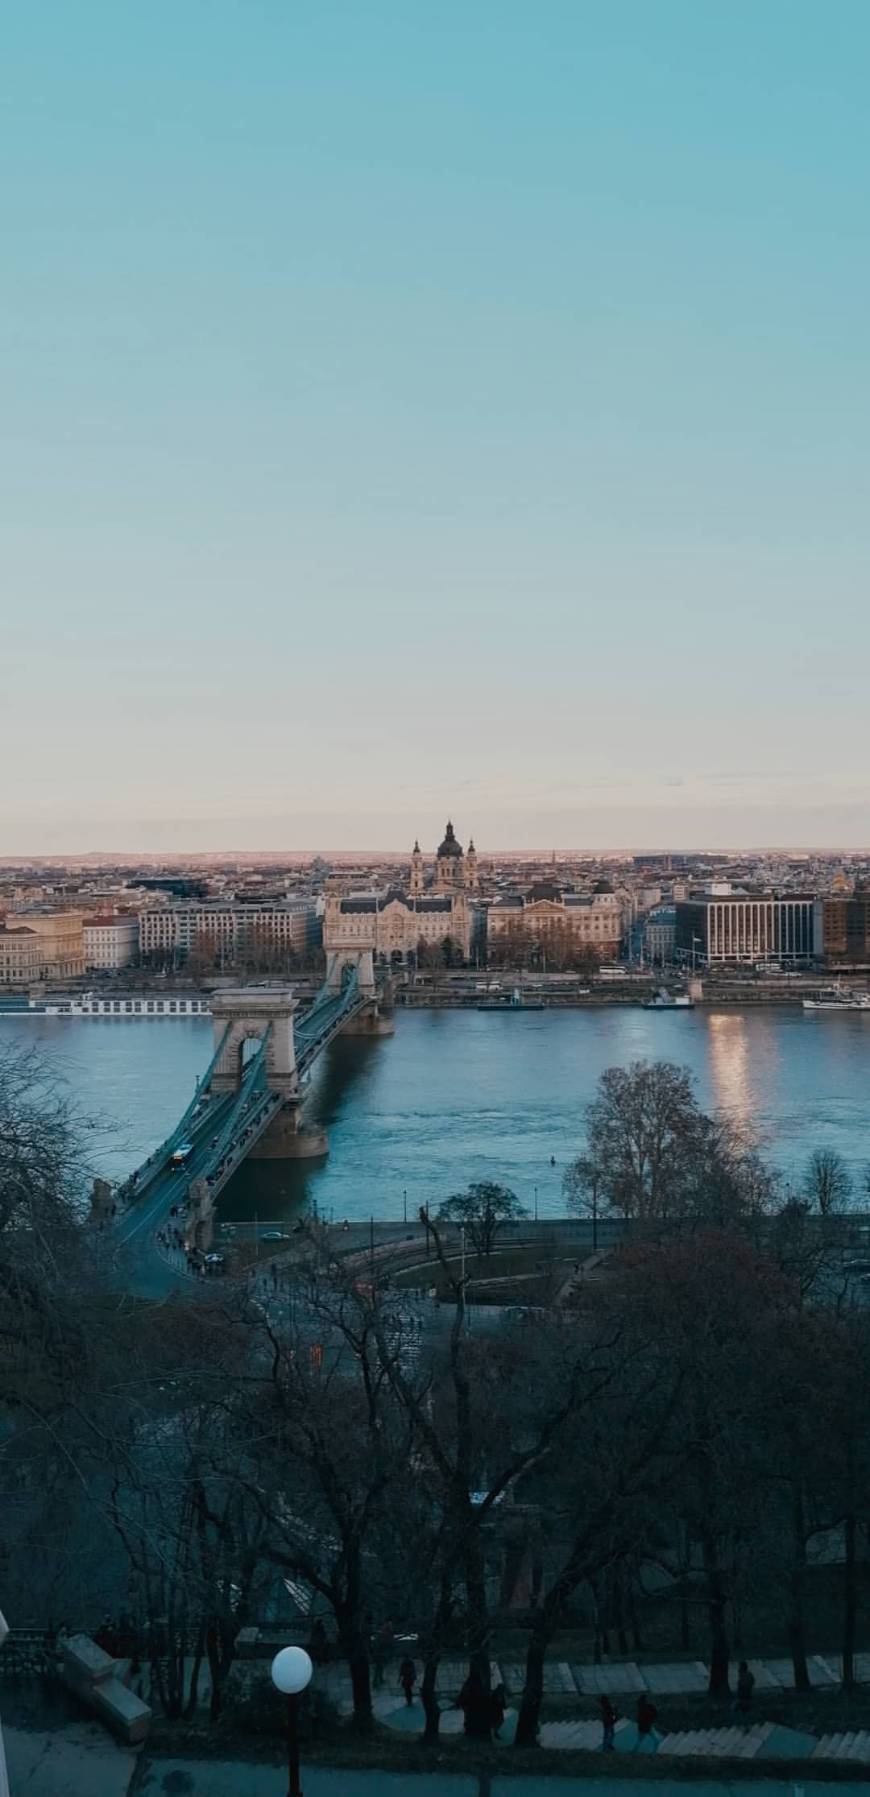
[436,1182,527,1260]
[804,1148,853,1215]
[583,1060,700,1222]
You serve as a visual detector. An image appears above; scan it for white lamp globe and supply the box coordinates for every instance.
[271,1646,314,1696]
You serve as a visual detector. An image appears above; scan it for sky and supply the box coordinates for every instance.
[2,2,869,854]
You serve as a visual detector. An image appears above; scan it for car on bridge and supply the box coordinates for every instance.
[170,1141,194,1164]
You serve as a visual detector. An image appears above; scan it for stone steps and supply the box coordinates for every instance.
[814,1729,870,1761]
[657,1725,770,1758]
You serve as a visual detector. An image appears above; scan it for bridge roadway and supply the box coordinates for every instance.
[113,976,364,1256]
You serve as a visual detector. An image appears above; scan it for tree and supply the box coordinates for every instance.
[804,1148,853,1215]
[615,1230,790,1696]
[578,1060,777,1230]
[583,1060,701,1223]
[437,1182,527,1260]
[370,1216,589,1742]
[513,1293,678,1745]
[562,1154,604,1246]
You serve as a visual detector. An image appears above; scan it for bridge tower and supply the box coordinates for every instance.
[209,986,327,1158]
[324,947,395,1037]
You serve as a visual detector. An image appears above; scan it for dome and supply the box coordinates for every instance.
[436,820,463,859]
[593,877,614,893]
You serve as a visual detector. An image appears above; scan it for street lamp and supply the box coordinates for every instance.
[271,1646,313,1797]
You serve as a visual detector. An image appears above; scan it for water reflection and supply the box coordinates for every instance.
[706,1012,753,1124]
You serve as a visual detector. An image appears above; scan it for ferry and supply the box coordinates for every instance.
[643,987,694,1011]
[2,992,212,1018]
[803,985,870,1013]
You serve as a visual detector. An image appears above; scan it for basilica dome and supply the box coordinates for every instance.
[436,820,463,859]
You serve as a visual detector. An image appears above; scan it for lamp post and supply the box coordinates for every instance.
[271,1646,313,1797]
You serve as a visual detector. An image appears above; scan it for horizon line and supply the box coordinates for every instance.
[2,844,868,864]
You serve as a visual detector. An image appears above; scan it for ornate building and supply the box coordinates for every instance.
[323,821,477,965]
[487,883,623,963]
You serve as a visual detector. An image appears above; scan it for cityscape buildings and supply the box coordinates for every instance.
[1,835,870,985]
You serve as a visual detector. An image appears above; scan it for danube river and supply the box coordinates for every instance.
[2,1006,869,1224]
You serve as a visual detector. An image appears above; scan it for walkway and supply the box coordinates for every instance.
[339,1650,870,1706]
[3,1719,136,1797]
[331,1654,870,1764]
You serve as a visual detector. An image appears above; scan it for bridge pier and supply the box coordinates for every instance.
[249,1102,328,1159]
[339,1005,395,1037]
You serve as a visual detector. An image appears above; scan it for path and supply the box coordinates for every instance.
[330,1653,870,1764]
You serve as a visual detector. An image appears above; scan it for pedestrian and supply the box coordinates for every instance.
[599,1694,617,1751]
[735,1659,755,1722]
[490,1680,507,1738]
[399,1654,416,1707]
[635,1693,658,1752]
[372,1618,393,1688]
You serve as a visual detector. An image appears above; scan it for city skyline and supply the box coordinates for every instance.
[4,3,870,853]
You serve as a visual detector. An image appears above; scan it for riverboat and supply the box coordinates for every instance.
[803,986,870,1012]
[643,988,694,1010]
[1,992,212,1018]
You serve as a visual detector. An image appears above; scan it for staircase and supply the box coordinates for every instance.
[814,1730,870,1761]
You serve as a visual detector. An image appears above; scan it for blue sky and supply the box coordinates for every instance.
[2,2,869,853]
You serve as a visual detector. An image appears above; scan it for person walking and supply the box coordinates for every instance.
[372,1618,393,1689]
[735,1660,755,1722]
[599,1694,617,1751]
[635,1693,658,1752]
[490,1680,507,1738]
[399,1655,417,1707]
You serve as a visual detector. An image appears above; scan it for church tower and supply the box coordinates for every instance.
[409,838,424,895]
[434,820,464,892]
[465,837,479,892]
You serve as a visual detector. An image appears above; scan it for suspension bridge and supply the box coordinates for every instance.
[111,952,391,1252]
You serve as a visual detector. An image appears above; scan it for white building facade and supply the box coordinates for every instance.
[83,915,139,970]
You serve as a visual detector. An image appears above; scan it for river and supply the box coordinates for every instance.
[2,1006,868,1224]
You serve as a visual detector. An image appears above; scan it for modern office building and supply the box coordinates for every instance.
[675,894,816,965]
[138,898,320,964]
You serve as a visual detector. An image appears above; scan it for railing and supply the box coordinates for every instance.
[0,1628,59,1677]
[296,971,362,1072]
[123,1022,232,1196]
